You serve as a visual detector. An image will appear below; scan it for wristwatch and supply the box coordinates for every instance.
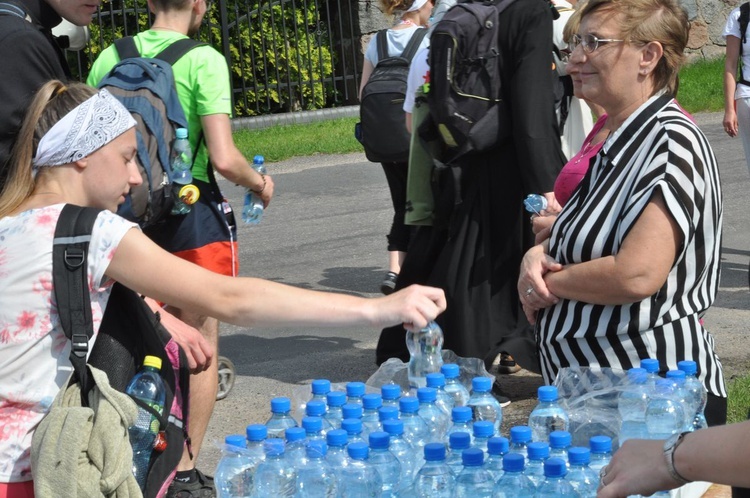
[663,432,692,485]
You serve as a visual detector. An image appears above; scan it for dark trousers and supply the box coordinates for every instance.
[381,161,412,253]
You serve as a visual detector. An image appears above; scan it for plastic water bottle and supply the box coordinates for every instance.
[266,397,297,440]
[455,447,493,497]
[471,420,495,454]
[566,447,598,498]
[528,385,569,442]
[215,434,254,498]
[588,435,612,472]
[548,430,571,464]
[368,431,401,496]
[242,155,266,224]
[338,442,383,497]
[666,369,693,432]
[170,128,198,215]
[341,418,366,445]
[508,425,533,459]
[445,431,471,476]
[414,442,454,497]
[640,358,661,389]
[324,429,349,475]
[345,381,366,405]
[245,424,267,463]
[381,383,402,409]
[493,453,535,498]
[467,377,503,435]
[484,436,509,481]
[305,400,333,434]
[524,441,550,488]
[382,419,418,492]
[378,406,400,425]
[405,321,444,389]
[302,416,326,446]
[523,193,548,215]
[678,360,708,430]
[441,363,470,407]
[310,379,331,403]
[646,378,685,440]
[399,396,430,450]
[342,403,363,422]
[426,372,455,416]
[253,439,296,497]
[618,367,650,444]
[125,355,166,490]
[447,406,474,444]
[324,391,346,430]
[536,457,576,497]
[361,393,383,436]
[294,440,336,497]
[417,387,450,442]
[285,427,308,463]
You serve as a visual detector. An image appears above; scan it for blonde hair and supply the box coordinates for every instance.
[0,81,97,217]
[577,0,688,95]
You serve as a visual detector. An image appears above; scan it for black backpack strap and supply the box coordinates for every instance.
[401,27,428,63]
[114,36,140,60]
[741,2,750,46]
[155,38,206,66]
[53,204,102,405]
[375,29,389,62]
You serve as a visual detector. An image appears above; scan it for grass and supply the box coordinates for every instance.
[727,375,750,423]
[677,56,725,114]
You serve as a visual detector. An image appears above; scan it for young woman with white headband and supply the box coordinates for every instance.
[0,80,446,492]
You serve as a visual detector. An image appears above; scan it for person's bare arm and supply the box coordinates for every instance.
[724,36,741,138]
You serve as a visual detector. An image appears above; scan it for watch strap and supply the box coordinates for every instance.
[664,432,692,485]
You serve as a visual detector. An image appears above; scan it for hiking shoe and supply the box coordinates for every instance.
[380,271,398,295]
[492,378,512,407]
[167,468,215,498]
[495,352,521,374]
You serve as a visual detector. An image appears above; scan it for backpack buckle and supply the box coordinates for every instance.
[64,247,86,270]
[71,334,89,358]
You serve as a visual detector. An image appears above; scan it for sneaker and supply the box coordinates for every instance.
[380,271,398,295]
[495,352,521,374]
[492,378,512,407]
[167,468,215,498]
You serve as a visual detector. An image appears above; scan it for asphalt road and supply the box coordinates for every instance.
[197,112,750,473]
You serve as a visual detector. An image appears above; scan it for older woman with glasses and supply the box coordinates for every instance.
[518,0,727,426]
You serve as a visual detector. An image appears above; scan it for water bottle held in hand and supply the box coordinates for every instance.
[170,128,199,215]
[523,194,548,215]
[242,155,266,224]
[406,321,444,390]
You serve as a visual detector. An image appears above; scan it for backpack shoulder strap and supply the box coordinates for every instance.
[401,28,428,63]
[114,36,140,60]
[375,29,389,61]
[53,204,102,405]
[155,38,207,66]
[741,2,750,46]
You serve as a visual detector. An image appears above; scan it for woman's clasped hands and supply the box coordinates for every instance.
[518,242,563,324]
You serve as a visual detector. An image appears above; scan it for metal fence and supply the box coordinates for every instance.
[68,0,362,117]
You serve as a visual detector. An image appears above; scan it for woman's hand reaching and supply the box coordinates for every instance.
[369,284,447,331]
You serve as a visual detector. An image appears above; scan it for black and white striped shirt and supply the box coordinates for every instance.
[537,95,725,397]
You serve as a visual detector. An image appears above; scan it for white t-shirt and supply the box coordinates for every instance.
[0,204,135,482]
[723,6,750,99]
[404,47,430,114]
[364,25,430,67]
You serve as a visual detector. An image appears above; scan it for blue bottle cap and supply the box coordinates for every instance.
[666,369,686,381]
[175,127,188,139]
[472,376,492,393]
[549,431,571,449]
[369,431,390,449]
[306,440,327,458]
[510,425,532,443]
[527,441,550,460]
[306,400,327,417]
[381,383,402,400]
[503,452,526,472]
[346,381,366,397]
[326,429,348,447]
[270,397,291,413]
[378,406,399,422]
[285,427,306,443]
[627,367,648,384]
[487,436,509,455]
[640,358,660,373]
[342,418,362,435]
[264,439,285,456]
[302,416,323,433]
[426,373,446,388]
[399,396,420,413]
[452,406,472,423]
[347,441,369,460]
[311,379,331,395]
[342,403,363,420]
[462,447,484,466]
[677,360,697,376]
[245,424,267,442]
[362,393,383,410]
[589,435,612,453]
[449,431,471,450]
[567,446,591,465]
[537,385,559,402]
[423,442,446,461]
[253,155,264,165]
[441,363,460,379]
[225,434,246,448]
[326,390,347,407]
[473,420,495,438]
[544,457,567,477]
[417,387,437,403]
[382,419,404,436]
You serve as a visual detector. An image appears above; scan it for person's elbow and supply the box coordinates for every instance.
[209,147,245,179]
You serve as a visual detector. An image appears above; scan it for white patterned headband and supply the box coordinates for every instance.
[406,0,429,12]
[32,88,137,170]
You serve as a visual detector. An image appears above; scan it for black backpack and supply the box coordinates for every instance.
[51,204,191,497]
[359,27,428,163]
[738,2,750,86]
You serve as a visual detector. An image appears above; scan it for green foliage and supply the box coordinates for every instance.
[677,56,725,114]
[727,374,750,424]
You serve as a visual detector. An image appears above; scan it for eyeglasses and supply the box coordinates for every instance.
[568,33,625,53]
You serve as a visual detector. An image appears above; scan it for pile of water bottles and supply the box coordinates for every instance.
[214,321,708,497]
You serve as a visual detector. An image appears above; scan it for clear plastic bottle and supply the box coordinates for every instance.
[345,381,366,406]
[523,193,548,215]
[426,372,455,417]
[536,457,576,497]
[618,367,650,444]
[361,393,383,437]
[368,431,401,496]
[406,321,444,389]
[378,406,400,425]
[324,390,346,430]
[645,378,685,440]
[382,419,418,493]
[467,376,503,434]
[324,429,349,477]
[588,435,612,473]
[455,447,493,497]
[508,425,533,459]
[447,406,475,445]
[266,397,298,440]
[446,431,471,476]
[399,396,430,451]
[471,420,495,454]
[566,447,598,498]
[245,424,267,463]
[340,417,366,445]
[493,453,535,498]
[414,442,454,497]
[242,155,266,224]
[305,400,333,434]
[441,363,471,407]
[417,387,451,442]
[640,358,661,389]
[253,439,296,497]
[484,436,509,482]
[342,402,363,422]
[303,416,327,446]
[170,128,198,215]
[678,360,708,430]
[310,378,331,403]
[294,440,336,498]
[337,442,383,497]
[284,427,308,463]
[381,383,402,409]
[548,430,571,464]
[524,441,550,488]
[125,355,166,490]
[215,434,254,498]
[528,385,569,442]
[666,369,693,432]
